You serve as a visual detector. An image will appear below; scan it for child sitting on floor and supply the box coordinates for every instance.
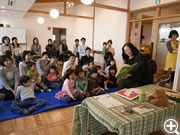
[96,65,109,90]
[105,59,116,74]
[88,68,104,96]
[55,69,84,102]
[75,69,88,98]
[11,75,47,115]
[27,62,51,92]
[84,61,95,77]
[108,66,118,88]
[47,65,62,89]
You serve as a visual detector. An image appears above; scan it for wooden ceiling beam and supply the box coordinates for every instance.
[35,0,128,12]
[92,3,128,12]
[35,0,64,3]
[28,10,94,20]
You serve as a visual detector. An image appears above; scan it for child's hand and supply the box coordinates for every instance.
[80,90,85,95]
[11,89,16,95]
[71,66,76,70]
[109,81,113,84]
[12,100,17,104]
[100,88,104,91]
[36,79,41,84]
[72,96,76,100]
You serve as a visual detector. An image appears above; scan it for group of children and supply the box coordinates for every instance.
[55,65,118,102]
[10,55,118,114]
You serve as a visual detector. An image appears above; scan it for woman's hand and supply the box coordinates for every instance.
[122,74,132,79]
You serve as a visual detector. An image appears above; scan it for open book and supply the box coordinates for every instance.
[93,94,124,108]
[116,63,137,78]
[116,88,139,100]
[131,105,154,114]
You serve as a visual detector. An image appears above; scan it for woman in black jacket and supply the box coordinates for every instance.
[117,42,151,90]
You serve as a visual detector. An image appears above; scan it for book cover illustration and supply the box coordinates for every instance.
[116,88,140,100]
[116,63,137,78]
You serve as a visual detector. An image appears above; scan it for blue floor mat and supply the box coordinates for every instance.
[0,88,117,122]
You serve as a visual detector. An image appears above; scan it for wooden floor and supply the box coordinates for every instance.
[0,106,74,135]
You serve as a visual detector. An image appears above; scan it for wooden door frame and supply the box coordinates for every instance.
[152,17,180,60]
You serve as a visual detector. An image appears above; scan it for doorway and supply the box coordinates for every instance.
[52,28,66,50]
[156,23,180,70]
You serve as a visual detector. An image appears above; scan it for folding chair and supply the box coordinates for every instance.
[155,67,172,87]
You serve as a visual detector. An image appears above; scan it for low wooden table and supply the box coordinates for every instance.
[72,85,180,135]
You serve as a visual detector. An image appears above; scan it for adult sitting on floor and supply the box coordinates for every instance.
[36,52,57,80]
[62,53,76,78]
[0,55,19,100]
[19,51,33,76]
[117,42,149,90]
[79,47,94,66]
[45,39,57,58]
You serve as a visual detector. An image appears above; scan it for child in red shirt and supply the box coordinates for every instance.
[47,66,62,89]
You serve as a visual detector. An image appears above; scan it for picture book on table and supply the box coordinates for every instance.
[131,104,154,114]
[116,63,137,78]
[116,88,140,100]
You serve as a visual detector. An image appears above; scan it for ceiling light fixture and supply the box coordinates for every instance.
[80,0,94,5]
[49,8,59,19]
[1,6,5,8]
[37,17,45,24]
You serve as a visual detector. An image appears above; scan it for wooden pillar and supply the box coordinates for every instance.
[125,0,131,42]
[92,1,95,50]
[64,0,67,14]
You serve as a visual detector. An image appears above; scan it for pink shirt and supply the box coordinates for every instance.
[61,79,77,97]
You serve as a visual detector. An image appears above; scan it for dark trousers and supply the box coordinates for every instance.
[11,98,47,114]
[34,82,49,92]
[171,71,175,82]
[0,87,15,100]
[47,80,62,89]
[117,79,138,91]
[88,89,104,96]
[60,92,85,103]
[14,55,22,68]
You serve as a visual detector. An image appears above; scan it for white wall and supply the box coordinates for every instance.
[0,12,92,52]
[94,8,127,66]
[130,0,177,10]
[96,0,128,9]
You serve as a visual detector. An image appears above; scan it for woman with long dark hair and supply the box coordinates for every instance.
[11,37,22,68]
[117,42,149,90]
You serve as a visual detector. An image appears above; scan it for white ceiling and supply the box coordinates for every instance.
[0,0,36,18]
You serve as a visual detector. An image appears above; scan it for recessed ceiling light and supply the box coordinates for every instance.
[37,17,45,24]
[49,8,59,19]
[81,0,94,5]
[1,6,5,8]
